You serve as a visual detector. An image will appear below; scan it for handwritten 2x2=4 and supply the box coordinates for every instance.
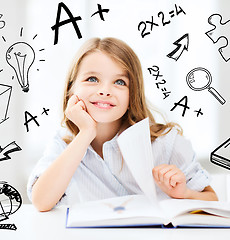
[148,65,171,100]
[138,4,186,38]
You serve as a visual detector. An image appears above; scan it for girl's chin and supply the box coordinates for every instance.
[90,115,122,124]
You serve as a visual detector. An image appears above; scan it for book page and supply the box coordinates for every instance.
[117,118,157,202]
[227,174,230,202]
[160,198,230,220]
[67,195,166,227]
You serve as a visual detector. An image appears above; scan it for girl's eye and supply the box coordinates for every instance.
[115,79,126,86]
[86,77,98,83]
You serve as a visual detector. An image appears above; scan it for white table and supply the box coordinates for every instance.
[1,204,230,240]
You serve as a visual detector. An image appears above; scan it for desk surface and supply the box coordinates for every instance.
[1,205,229,239]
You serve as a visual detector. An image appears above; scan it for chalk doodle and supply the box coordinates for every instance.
[51,2,110,45]
[0,14,5,29]
[211,138,230,170]
[147,65,171,99]
[138,4,186,38]
[206,13,230,62]
[0,181,22,231]
[24,107,50,132]
[186,67,226,105]
[170,96,203,118]
[0,141,22,162]
[0,84,12,124]
[6,42,35,93]
[167,33,189,61]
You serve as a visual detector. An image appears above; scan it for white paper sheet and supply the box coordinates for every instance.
[117,118,157,202]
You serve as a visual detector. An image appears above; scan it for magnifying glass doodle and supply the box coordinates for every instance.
[186,67,226,105]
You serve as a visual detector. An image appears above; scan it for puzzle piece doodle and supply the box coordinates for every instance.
[206,13,230,62]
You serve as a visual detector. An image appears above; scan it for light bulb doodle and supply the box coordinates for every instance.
[6,42,35,92]
[0,181,22,231]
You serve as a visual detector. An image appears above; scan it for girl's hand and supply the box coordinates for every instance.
[65,95,97,137]
[152,164,189,199]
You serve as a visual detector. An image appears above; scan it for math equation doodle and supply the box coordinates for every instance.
[138,4,186,38]
[0,182,22,231]
[147,65,171,100]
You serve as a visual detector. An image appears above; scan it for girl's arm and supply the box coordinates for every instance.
[32,95,97,212]
[152,164,218,201]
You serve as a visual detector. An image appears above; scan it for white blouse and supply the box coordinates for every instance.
[27,127,211,206]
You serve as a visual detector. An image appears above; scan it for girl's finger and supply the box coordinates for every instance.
[170,172,185,187]
[152,164,168,182]
[77,100,86,111]
[164,169,178,187]
[158,165,173,183]
[66,95,79,109]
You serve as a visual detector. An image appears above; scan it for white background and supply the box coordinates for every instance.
[0,0,230,203]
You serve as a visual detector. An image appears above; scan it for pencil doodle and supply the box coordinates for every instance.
[206,14,230,62]
[186,67,226,105]
[6,42,35,92]
[0,84,12,124]
[0,141,22,162]
[0,181,22,231]
[0,14,5,29]
[211,138,230,170]
[167,33,189,61]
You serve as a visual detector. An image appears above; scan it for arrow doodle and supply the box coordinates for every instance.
[0,141,22,162]
[167,33,189,61]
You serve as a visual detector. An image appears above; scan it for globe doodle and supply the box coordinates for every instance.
[0,181,22,222]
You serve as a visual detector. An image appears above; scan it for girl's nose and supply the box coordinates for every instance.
[98,84,111,97]
[99,92,110,96]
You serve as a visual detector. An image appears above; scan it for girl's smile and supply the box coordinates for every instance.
[90,100,116,110]
[72,51,129,124]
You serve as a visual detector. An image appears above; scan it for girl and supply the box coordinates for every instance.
[27,37,217,212]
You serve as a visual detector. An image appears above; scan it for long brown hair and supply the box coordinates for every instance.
[62,37,182,143]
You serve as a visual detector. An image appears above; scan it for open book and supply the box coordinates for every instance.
[66,194,230,228]
[66,118,230,228]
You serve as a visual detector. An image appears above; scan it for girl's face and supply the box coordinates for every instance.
[72,51,129,124]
